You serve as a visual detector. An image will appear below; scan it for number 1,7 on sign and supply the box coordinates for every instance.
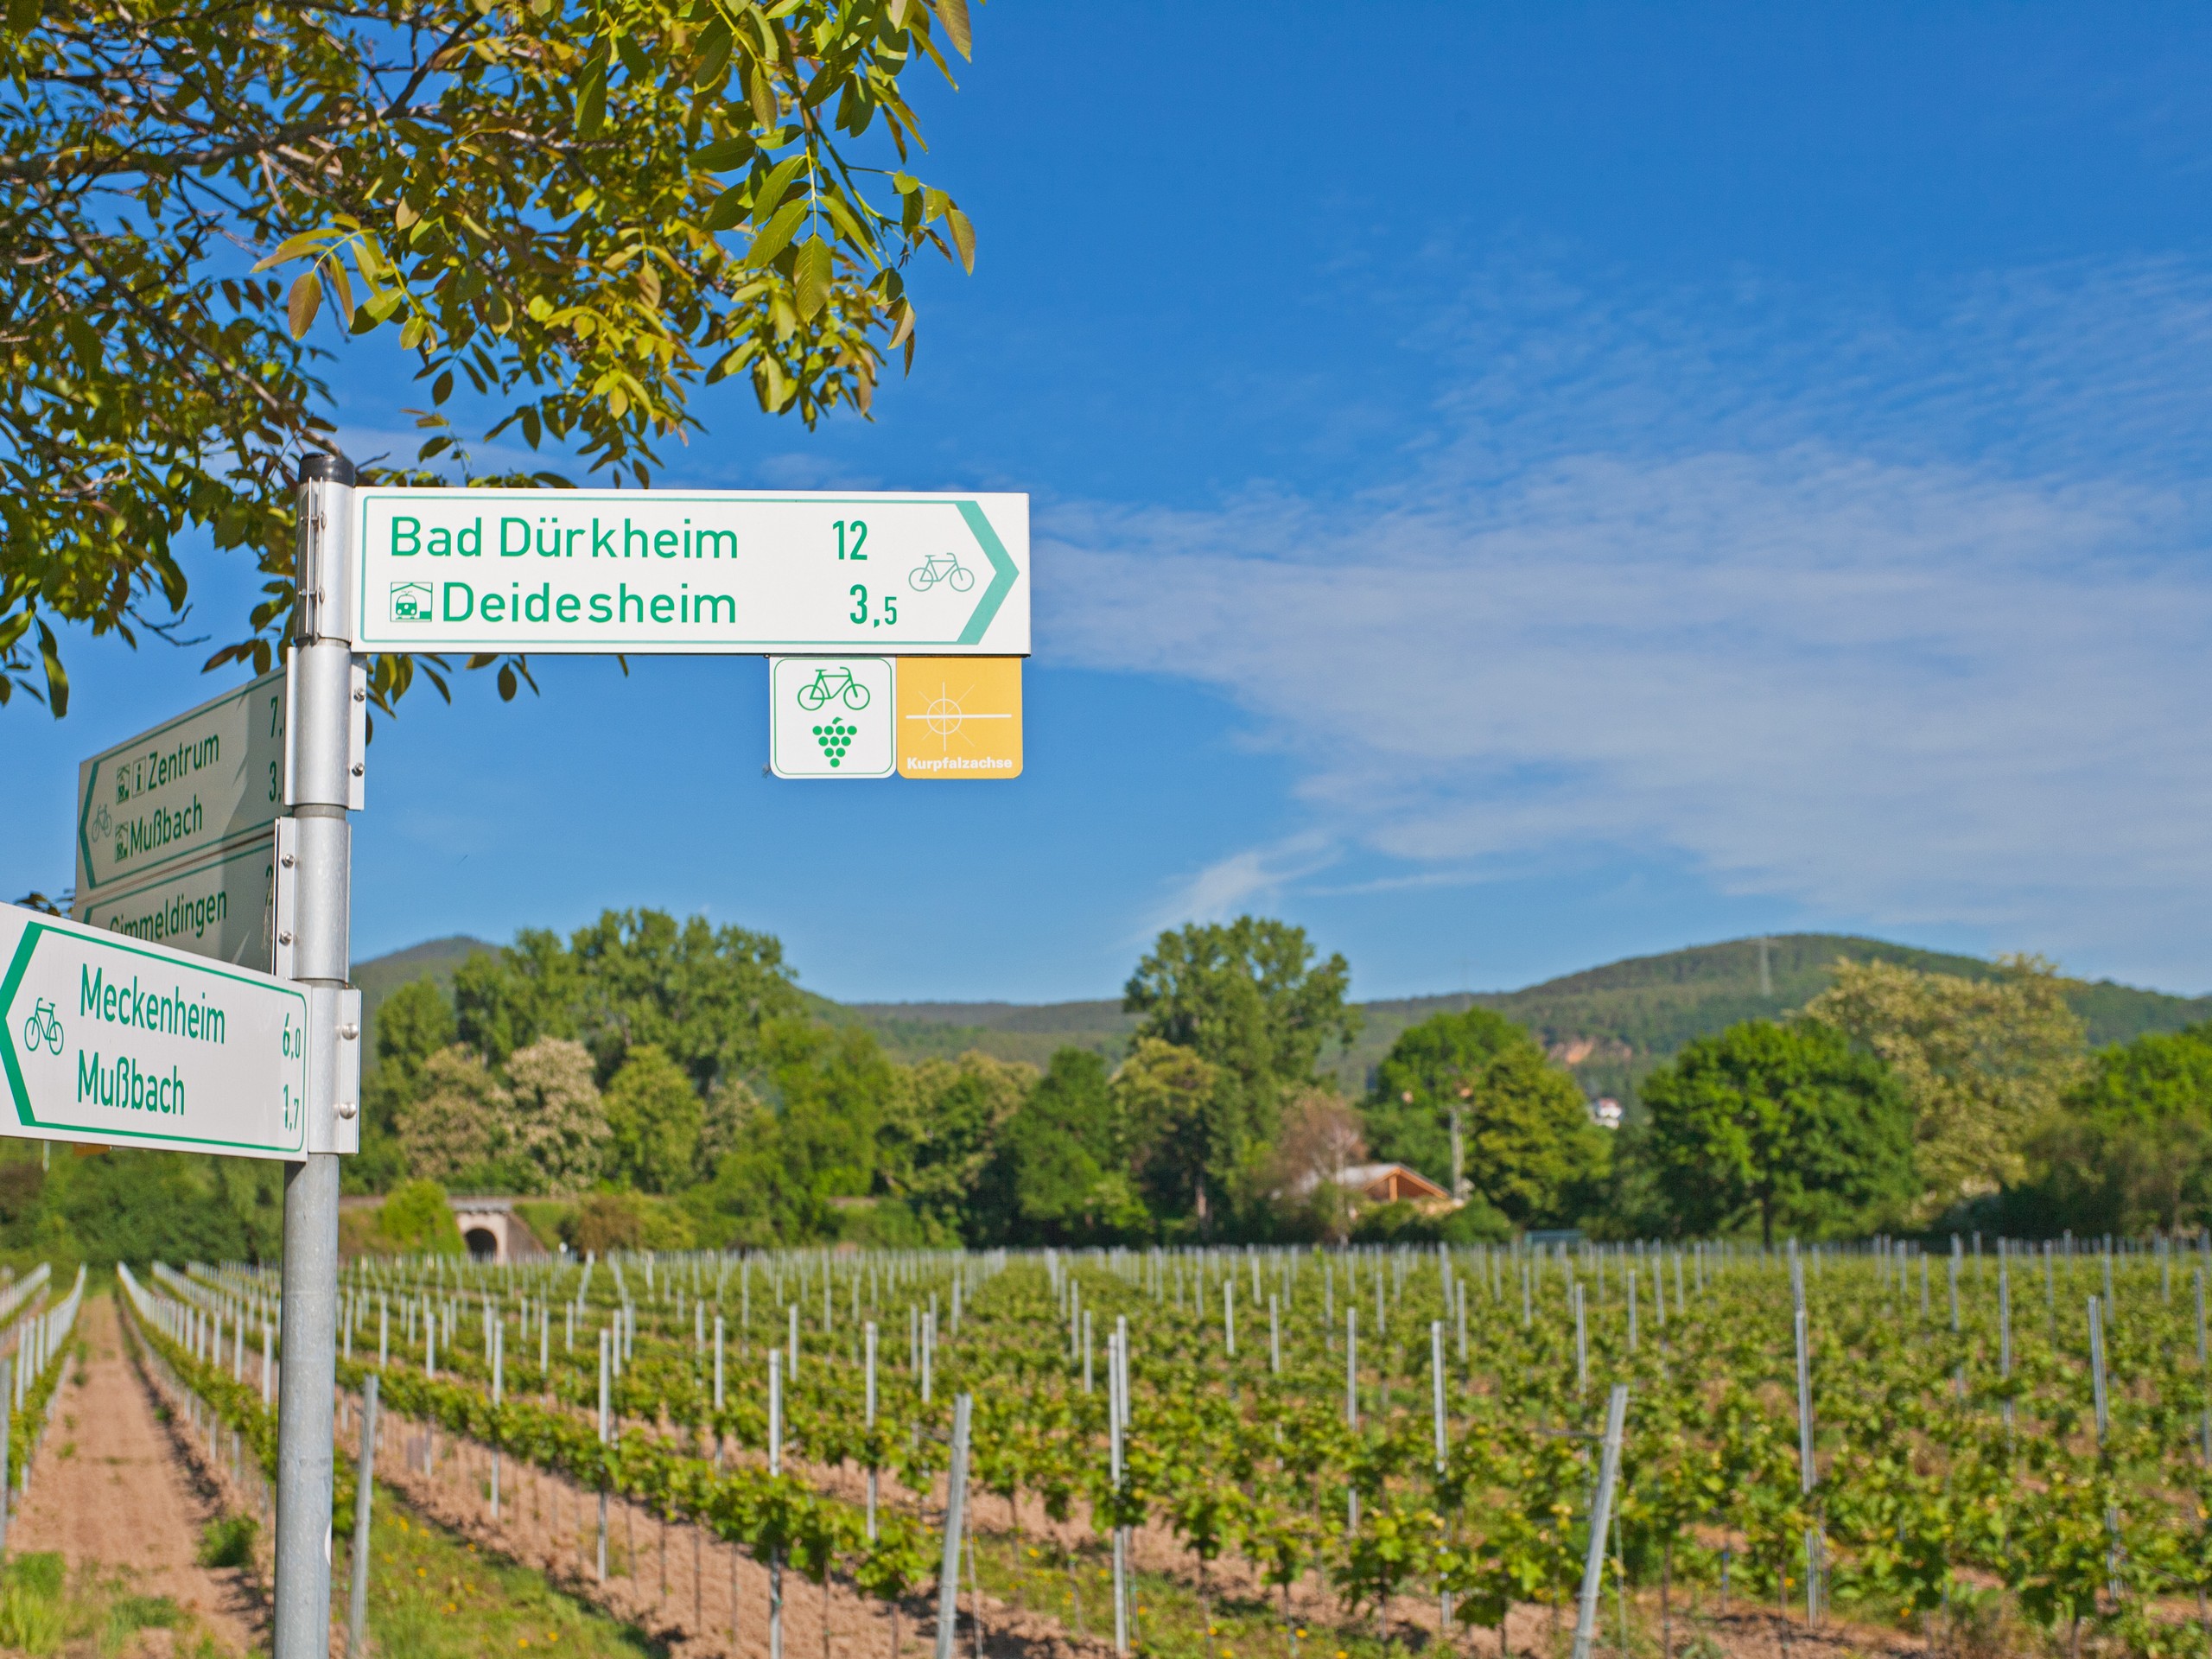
[0,902,310,1160]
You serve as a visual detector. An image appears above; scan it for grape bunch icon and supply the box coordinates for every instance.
[812,719,859,767]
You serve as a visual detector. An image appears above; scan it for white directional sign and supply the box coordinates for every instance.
[73,835,276,970]
[352,489,1028,657]
[770,658,895,779]
[0,902,308,1159]
[74,670,287,898]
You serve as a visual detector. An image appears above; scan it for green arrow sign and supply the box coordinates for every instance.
[0,902,308,1159]
[76,670,287,898]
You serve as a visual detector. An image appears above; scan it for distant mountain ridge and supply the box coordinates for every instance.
[353,931,2212,1103]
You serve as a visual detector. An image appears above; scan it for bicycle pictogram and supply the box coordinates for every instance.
[795,664,872,713]
[907,551,975,594]
[20,999,62,1056]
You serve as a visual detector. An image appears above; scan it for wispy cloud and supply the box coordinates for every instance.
[1145,832,1342,938]
[1042,259,2212,985]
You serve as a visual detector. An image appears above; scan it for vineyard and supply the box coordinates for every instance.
[118,1238,2212,1659]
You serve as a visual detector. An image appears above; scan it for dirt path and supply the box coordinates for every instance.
[11,1294,264,1656]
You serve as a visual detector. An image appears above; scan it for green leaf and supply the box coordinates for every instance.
[702,183,749,233]
[944,206,975,272]
[745,200,808,268]
[694,133,756,172]
[935,0,971,60]
[690,18,733,87]
[328,259,356,322]
[432,369,454,404]
[287,271,322,339]
[818,190,874,254]
[577,62,607,139]
[747,64,779,130]
[753,156,808,224]
[793,235,832,321]
[35,621,67,716]
[6,0,41,33]
[252,231,328,273]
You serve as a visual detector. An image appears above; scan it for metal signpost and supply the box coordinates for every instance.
[41,461,1028,1659]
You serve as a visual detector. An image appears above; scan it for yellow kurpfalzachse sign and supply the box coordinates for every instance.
[894,658,1022,779]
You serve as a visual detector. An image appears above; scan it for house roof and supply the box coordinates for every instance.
[1333,1162,1452,1203]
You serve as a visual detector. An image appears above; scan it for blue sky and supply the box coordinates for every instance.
[11,3,2212,1003]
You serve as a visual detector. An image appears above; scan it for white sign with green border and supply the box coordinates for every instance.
[352,489,1028,657]
[0,902,308,1159]
[769,657,894,778]
[73,834,277,970]
[75,669,287,899]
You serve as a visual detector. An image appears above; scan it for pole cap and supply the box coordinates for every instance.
[296,452,357,486]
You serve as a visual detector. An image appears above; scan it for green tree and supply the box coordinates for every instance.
[1459,1045,1610,1229]
[1364,1006,1538,1193]
[1123,917,1358,1231]
[396,1046,507,1183]
[1643,1020,1916,1245]
[379,1179,464,1254]
[697,1073,770,1181]
[602,1043,703,1193]
[505,1036,609,1192]
[983,1049,1148,1243]
[454,911,803,1090]
[686,1017,899,1243]
[765,1020,899,1205]
[3,0,981,713]
[370,976,458,1075]
[1802,956,2087,1218]
[1108,1037,1222,1227]
[2012,1025,2212,1234]
[881,1050,1035,1238]
[358,976,458,1190]
[41,1150,271,1264]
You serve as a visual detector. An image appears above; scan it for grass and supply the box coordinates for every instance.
[196,1515,258,1570]
[354,1496,666,1659]
[0,1549,210,1659]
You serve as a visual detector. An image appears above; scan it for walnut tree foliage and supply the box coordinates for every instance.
[0,0,980,715]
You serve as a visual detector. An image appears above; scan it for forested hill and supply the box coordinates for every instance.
[827,933,2212,1103]
[353,931,2212,1101]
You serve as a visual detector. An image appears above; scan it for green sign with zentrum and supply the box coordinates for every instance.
[0,901,308,1159]
[352,488,1029,657]
[74,668,286,899]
